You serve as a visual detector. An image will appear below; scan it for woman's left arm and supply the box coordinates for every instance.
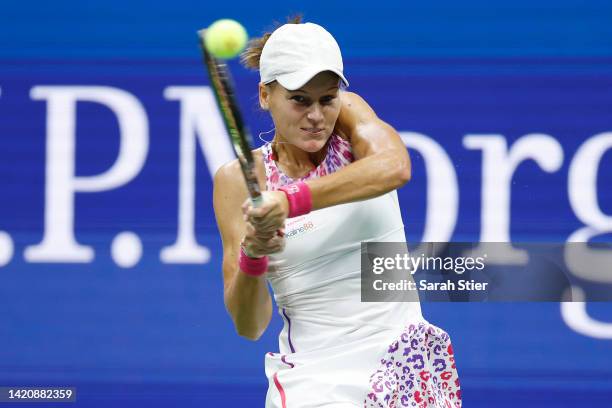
[307,91,411,210]
[244,91,410,228]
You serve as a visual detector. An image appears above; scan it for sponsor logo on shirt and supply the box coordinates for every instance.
[285,220,315,239]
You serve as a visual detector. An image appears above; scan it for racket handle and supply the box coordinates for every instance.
[251,193,263,208]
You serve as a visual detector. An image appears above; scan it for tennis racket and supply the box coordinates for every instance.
[197,28,263,207]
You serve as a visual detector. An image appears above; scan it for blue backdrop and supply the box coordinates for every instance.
[1,1,612,407]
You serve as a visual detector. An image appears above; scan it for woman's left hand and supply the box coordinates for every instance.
[242,191,289,233]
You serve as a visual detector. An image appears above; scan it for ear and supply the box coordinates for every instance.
[258,83,270,110]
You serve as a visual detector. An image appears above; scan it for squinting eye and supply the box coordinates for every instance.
[321,96,336,104]
[290,95,307,104]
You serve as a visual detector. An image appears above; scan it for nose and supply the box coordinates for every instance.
[306,103,324,123]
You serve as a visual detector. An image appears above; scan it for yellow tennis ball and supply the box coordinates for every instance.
[204,19,248,59]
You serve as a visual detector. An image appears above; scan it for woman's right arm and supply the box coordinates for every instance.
[213,160,273,341]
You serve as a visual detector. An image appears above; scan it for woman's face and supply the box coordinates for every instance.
[260,71,341,153]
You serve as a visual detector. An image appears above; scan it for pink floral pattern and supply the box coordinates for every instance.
[262,134,354,191]
[365,322,462,408]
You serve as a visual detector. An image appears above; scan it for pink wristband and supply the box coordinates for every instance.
[278,181,312,218]
[239,246,268,277]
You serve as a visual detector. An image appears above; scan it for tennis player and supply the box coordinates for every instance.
[213,19,461,408]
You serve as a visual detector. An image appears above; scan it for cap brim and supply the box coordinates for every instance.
[275,66,349,91]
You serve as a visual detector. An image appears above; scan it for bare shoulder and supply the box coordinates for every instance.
[213,148,267,201]
[213,158,242,189]
[336,91,379,140]
[340,91,377,118]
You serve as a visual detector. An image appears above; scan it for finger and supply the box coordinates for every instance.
[251,225,276,240]
[250,212,285,228]
[255,232,276,242]
[268,237,286,253]
[268,236,284,248]
[251,220,280,234]
[244,222,257,237]
[249,218,276,233]
[241,199,252,214]
[249,219,279,235]
[247,204,273,219]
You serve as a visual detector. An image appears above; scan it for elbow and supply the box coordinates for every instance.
[225,301,270,341]
[383,149,411,189]
[233,313,268,340]
[397,163,411,186]
[223,280,272,342]
[236,327,264,341]
[392,158,411,189]
[227,310,266,341]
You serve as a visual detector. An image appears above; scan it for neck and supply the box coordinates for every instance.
[271,132,329,177]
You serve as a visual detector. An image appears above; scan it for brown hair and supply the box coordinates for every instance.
[240,14,303,70]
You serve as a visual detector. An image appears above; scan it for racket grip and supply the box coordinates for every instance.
[251,193,263,208]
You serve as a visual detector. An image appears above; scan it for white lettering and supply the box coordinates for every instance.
[159,86,235,264]
[561,287,612,339]
[567,132,612,246]
[25,86,148,263]
[463,134,564,263]
[401,132,458,242]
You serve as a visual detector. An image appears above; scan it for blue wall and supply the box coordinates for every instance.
[1,1,611,407]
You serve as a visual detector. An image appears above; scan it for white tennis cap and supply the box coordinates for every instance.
[260,22,349,90]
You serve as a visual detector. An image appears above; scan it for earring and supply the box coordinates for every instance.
[258,127,275,143]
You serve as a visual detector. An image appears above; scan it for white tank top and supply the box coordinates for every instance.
[259,137,461,408]
[267,191,423,354]
[262,136,423,357]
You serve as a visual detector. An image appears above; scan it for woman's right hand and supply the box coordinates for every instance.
[241,221,285,258]
[242,191,289,234]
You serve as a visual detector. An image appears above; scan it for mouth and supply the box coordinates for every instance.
[301,127,325,135]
